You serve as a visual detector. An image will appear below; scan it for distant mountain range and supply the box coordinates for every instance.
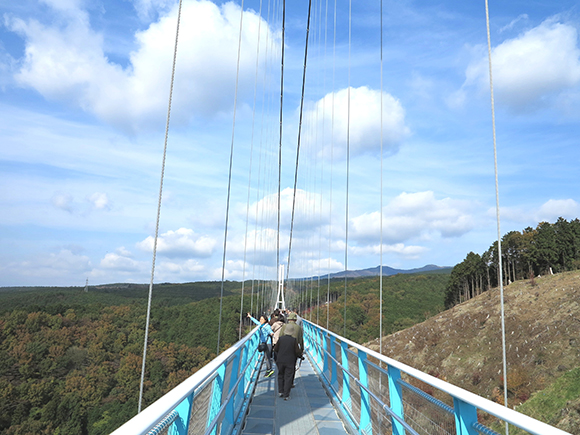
[314,264,452,280]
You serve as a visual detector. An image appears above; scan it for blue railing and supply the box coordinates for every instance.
[301,319,571,435]
[111,325,263,435]
[111,319,570,435]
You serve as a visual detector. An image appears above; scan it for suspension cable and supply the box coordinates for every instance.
[138,0,183,414]
[217,0,245,354]
[484,1,508,432]
[285,0,313,282]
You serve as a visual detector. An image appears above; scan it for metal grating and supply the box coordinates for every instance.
[400,380,456,435]
[188,379,215,435]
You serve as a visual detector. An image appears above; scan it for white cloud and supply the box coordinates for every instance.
[88,192,110,210]
[536,199,580,222]
[7,0,276,133]
[351,191,475,243]
[99,251,142,272]
[155,258,207,281]
[137,227,217,258]
[132,0,175,21]
[51,192,74,213]
[303,86,410,159]
[2,249,92,283]
[40,248,91,271]
[312,257,344,273]
[497,199,580,225]
[350,243,428,259]
[248,187,328,230]
[209,259,256,281]
[229,228,279,255]
[499,14,529,33]
[460,18,580,111]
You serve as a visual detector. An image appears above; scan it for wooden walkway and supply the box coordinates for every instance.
[241,356,350,435]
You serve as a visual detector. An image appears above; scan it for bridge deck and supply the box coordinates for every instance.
[241,357,350,435]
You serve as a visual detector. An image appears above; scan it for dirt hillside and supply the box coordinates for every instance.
[365,270,580,430]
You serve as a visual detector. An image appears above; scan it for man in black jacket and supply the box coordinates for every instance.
[273,312,303,400]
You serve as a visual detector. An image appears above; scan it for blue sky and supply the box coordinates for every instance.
[1,0,579,287]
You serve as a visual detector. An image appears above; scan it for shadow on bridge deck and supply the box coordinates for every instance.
[242,357,350,435]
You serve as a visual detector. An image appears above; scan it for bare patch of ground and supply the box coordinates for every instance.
[364,271,580,428]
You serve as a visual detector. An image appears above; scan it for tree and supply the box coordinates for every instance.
[529,222,558,275]
[554,217,575,272]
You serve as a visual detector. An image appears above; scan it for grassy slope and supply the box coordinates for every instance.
[366,271,580,432]
[509,367,580,434]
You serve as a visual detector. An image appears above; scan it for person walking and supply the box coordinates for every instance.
[247,313,275,377]
[270,312,285,360]
[278,312,303,351]
[273,312,303,400]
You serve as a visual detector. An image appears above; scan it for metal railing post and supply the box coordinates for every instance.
[340,341,351,411]
[358,349,372,434]
[330,334,338,387]
[387,365,405,435]
[172,393,194,434]
[305,322,313,352]
[322,330,329,374]
[453,397,478,435]
[315,327,323,367]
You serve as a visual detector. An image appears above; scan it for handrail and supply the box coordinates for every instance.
[111,325,262,435]
[302,319,571,435]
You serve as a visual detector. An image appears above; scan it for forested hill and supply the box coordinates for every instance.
[0,280,244,313]
[0,271,450,434]
[0,281,250,435]
[444,217,580,308]
[298,272,450,343]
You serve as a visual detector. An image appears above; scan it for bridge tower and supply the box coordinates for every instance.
[275,264,285,310]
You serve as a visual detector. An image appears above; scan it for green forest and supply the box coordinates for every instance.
[288,271,450,343]
[0,272,449,434]
[444,217,580,307]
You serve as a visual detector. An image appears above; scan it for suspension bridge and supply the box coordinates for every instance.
[108,0,572,434]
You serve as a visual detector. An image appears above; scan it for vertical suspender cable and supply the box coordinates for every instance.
[138,0,183,414]
[276,0,285,284]
[378,5,385,429]
[239,0,264,339]
[343,0,352,338]
[327,0,337,331]
[379,0,384,358]
[317,0,329,327]
[484,1,509,431]
[217,0,245,355]
[286,0,313,283]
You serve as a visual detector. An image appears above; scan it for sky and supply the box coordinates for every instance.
[1,0,579,287]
